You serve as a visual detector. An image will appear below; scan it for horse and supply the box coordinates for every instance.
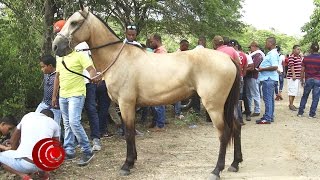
[52,5,243,180]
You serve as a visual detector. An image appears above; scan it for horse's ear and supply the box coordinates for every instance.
[79,0,84,11]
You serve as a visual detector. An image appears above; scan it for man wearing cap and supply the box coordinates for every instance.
[246,41,264,120]
[52,20,99,166]
[256,37,279,124]
[212,35,240,64]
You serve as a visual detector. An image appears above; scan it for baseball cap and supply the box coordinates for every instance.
[229,39,239,47]
[53,20,66,33]
[213,35,224,45]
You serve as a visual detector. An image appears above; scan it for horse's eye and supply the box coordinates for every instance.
[70,21,78,26]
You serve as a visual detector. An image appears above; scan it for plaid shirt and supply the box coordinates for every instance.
[42,72,57,107]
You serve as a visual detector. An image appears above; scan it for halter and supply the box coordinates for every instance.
[58,10,125,82]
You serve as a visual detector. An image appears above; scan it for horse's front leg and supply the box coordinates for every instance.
[118,102,137,176]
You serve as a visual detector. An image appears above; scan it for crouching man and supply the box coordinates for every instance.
[0,109,60,180]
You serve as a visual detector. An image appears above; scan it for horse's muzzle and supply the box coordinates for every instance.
[52,36,72,57]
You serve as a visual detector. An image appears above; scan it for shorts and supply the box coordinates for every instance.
[287,79,300,96]
[0,150,39,174]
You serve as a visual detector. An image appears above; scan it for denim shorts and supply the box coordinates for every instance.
[0,150,39,174]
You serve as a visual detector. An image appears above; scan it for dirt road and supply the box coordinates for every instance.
[2,92,320,180]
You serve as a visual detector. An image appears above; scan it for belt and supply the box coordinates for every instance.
[22,157,34,164]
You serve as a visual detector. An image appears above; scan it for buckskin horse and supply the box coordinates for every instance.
[52,5,242,180]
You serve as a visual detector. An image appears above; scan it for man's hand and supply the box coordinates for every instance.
[52,97,58,108]
[91,72,102,84]
[301,79,305,86]
[292,74,296,81]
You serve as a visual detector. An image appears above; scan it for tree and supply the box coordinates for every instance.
[86,0,245,38]
[301,0,320,46]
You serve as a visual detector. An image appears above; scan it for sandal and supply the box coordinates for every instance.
[256,119,271,124]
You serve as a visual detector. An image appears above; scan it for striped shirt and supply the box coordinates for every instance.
[302,53,320,80]
[286,54,302,79]
[42,72,56,107]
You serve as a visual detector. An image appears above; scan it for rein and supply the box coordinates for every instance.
[62,42,126,82]
[59,10,125,82]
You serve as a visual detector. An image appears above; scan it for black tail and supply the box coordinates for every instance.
[223,60,240,144]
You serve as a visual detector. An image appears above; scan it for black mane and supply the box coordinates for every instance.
[93,14,121,40]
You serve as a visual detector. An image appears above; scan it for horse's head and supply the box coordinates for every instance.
[52,7,91,56]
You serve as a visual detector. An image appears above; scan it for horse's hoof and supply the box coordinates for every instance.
[227,165,239,172]
[208,173,220,180]
[119,169,130,176]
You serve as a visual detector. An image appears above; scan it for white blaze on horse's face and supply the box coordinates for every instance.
[52,7,90,57]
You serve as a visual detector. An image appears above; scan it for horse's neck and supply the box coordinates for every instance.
[87,16,121,72]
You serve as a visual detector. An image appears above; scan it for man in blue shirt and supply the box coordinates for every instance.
[256,37,279,124]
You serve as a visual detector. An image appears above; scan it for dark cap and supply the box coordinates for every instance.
[229,39,239,47]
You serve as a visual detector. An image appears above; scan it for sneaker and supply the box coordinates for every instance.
[289,105,297,111]
[297,114,302,117]
[135,129,144,137]
[309,115,316,119]
[175,114,185,120]
[245,115,251,121]
[101,132,114,138]
[256,119,271,124]
[64,153,76,161]
[250,113,260,117]
[92,138,101,151]
[22,175,33,180]
[77,153,94,166]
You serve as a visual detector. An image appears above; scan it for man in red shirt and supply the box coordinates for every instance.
[212,35,240,65]
[228,40,247,125]
[148,34,167,131]
[298,42,320,118]
[287,45,303,111]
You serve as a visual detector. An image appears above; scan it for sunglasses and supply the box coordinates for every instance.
[127,25,137,30]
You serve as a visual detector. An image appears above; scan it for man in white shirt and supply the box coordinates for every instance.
[0,109,60,180]
[275,45,285,100]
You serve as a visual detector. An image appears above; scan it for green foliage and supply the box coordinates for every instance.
[302,0,320,45]
[232,26,300,54]
[0,5,42,117]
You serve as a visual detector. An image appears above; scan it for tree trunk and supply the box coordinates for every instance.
[42,0,54,56]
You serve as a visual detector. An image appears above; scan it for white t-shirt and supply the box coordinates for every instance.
[194,45,205,49]
[75,42,93,84]
[15,112,60,160]
[246,54,253,65]
[278,54,285,73]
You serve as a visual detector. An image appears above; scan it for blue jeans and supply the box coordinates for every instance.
[246,78,261,113]
[96,81,111,135]
[59,96,92,155]
[174,101,181,115]
[36,102,62,126]
[85,81,111,138]
[261,78,275,121]
[275,73,284,95]
[154,105,165,128]
[298,78,320,117]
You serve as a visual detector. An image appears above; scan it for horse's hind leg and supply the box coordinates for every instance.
[118,102,137,176]
[206,109,230,180]
[228,120,243,172]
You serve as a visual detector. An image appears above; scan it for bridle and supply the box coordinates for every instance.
[57,10,125,82]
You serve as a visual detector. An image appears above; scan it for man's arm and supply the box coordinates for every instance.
[52,72,60,108]
[247,63,254,71]
[300,66,305,85]
[258,66,278,72]
[87,65,102,83]
[9,127,21,150]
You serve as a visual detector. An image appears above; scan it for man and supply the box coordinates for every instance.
[195,36,206,49]
[229,40,248,125]
[298,42,320,118]
[256,37,279,124]
[247,41,264,120]
[174,40,189,120]
[212,35,240,64]
[0,116,17,151]
[287,45,303,111]
[0,109,59,180]
[52,20,100,166]
[124,24,141,46]
[36,55,62,126]
[149,33,167,131]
